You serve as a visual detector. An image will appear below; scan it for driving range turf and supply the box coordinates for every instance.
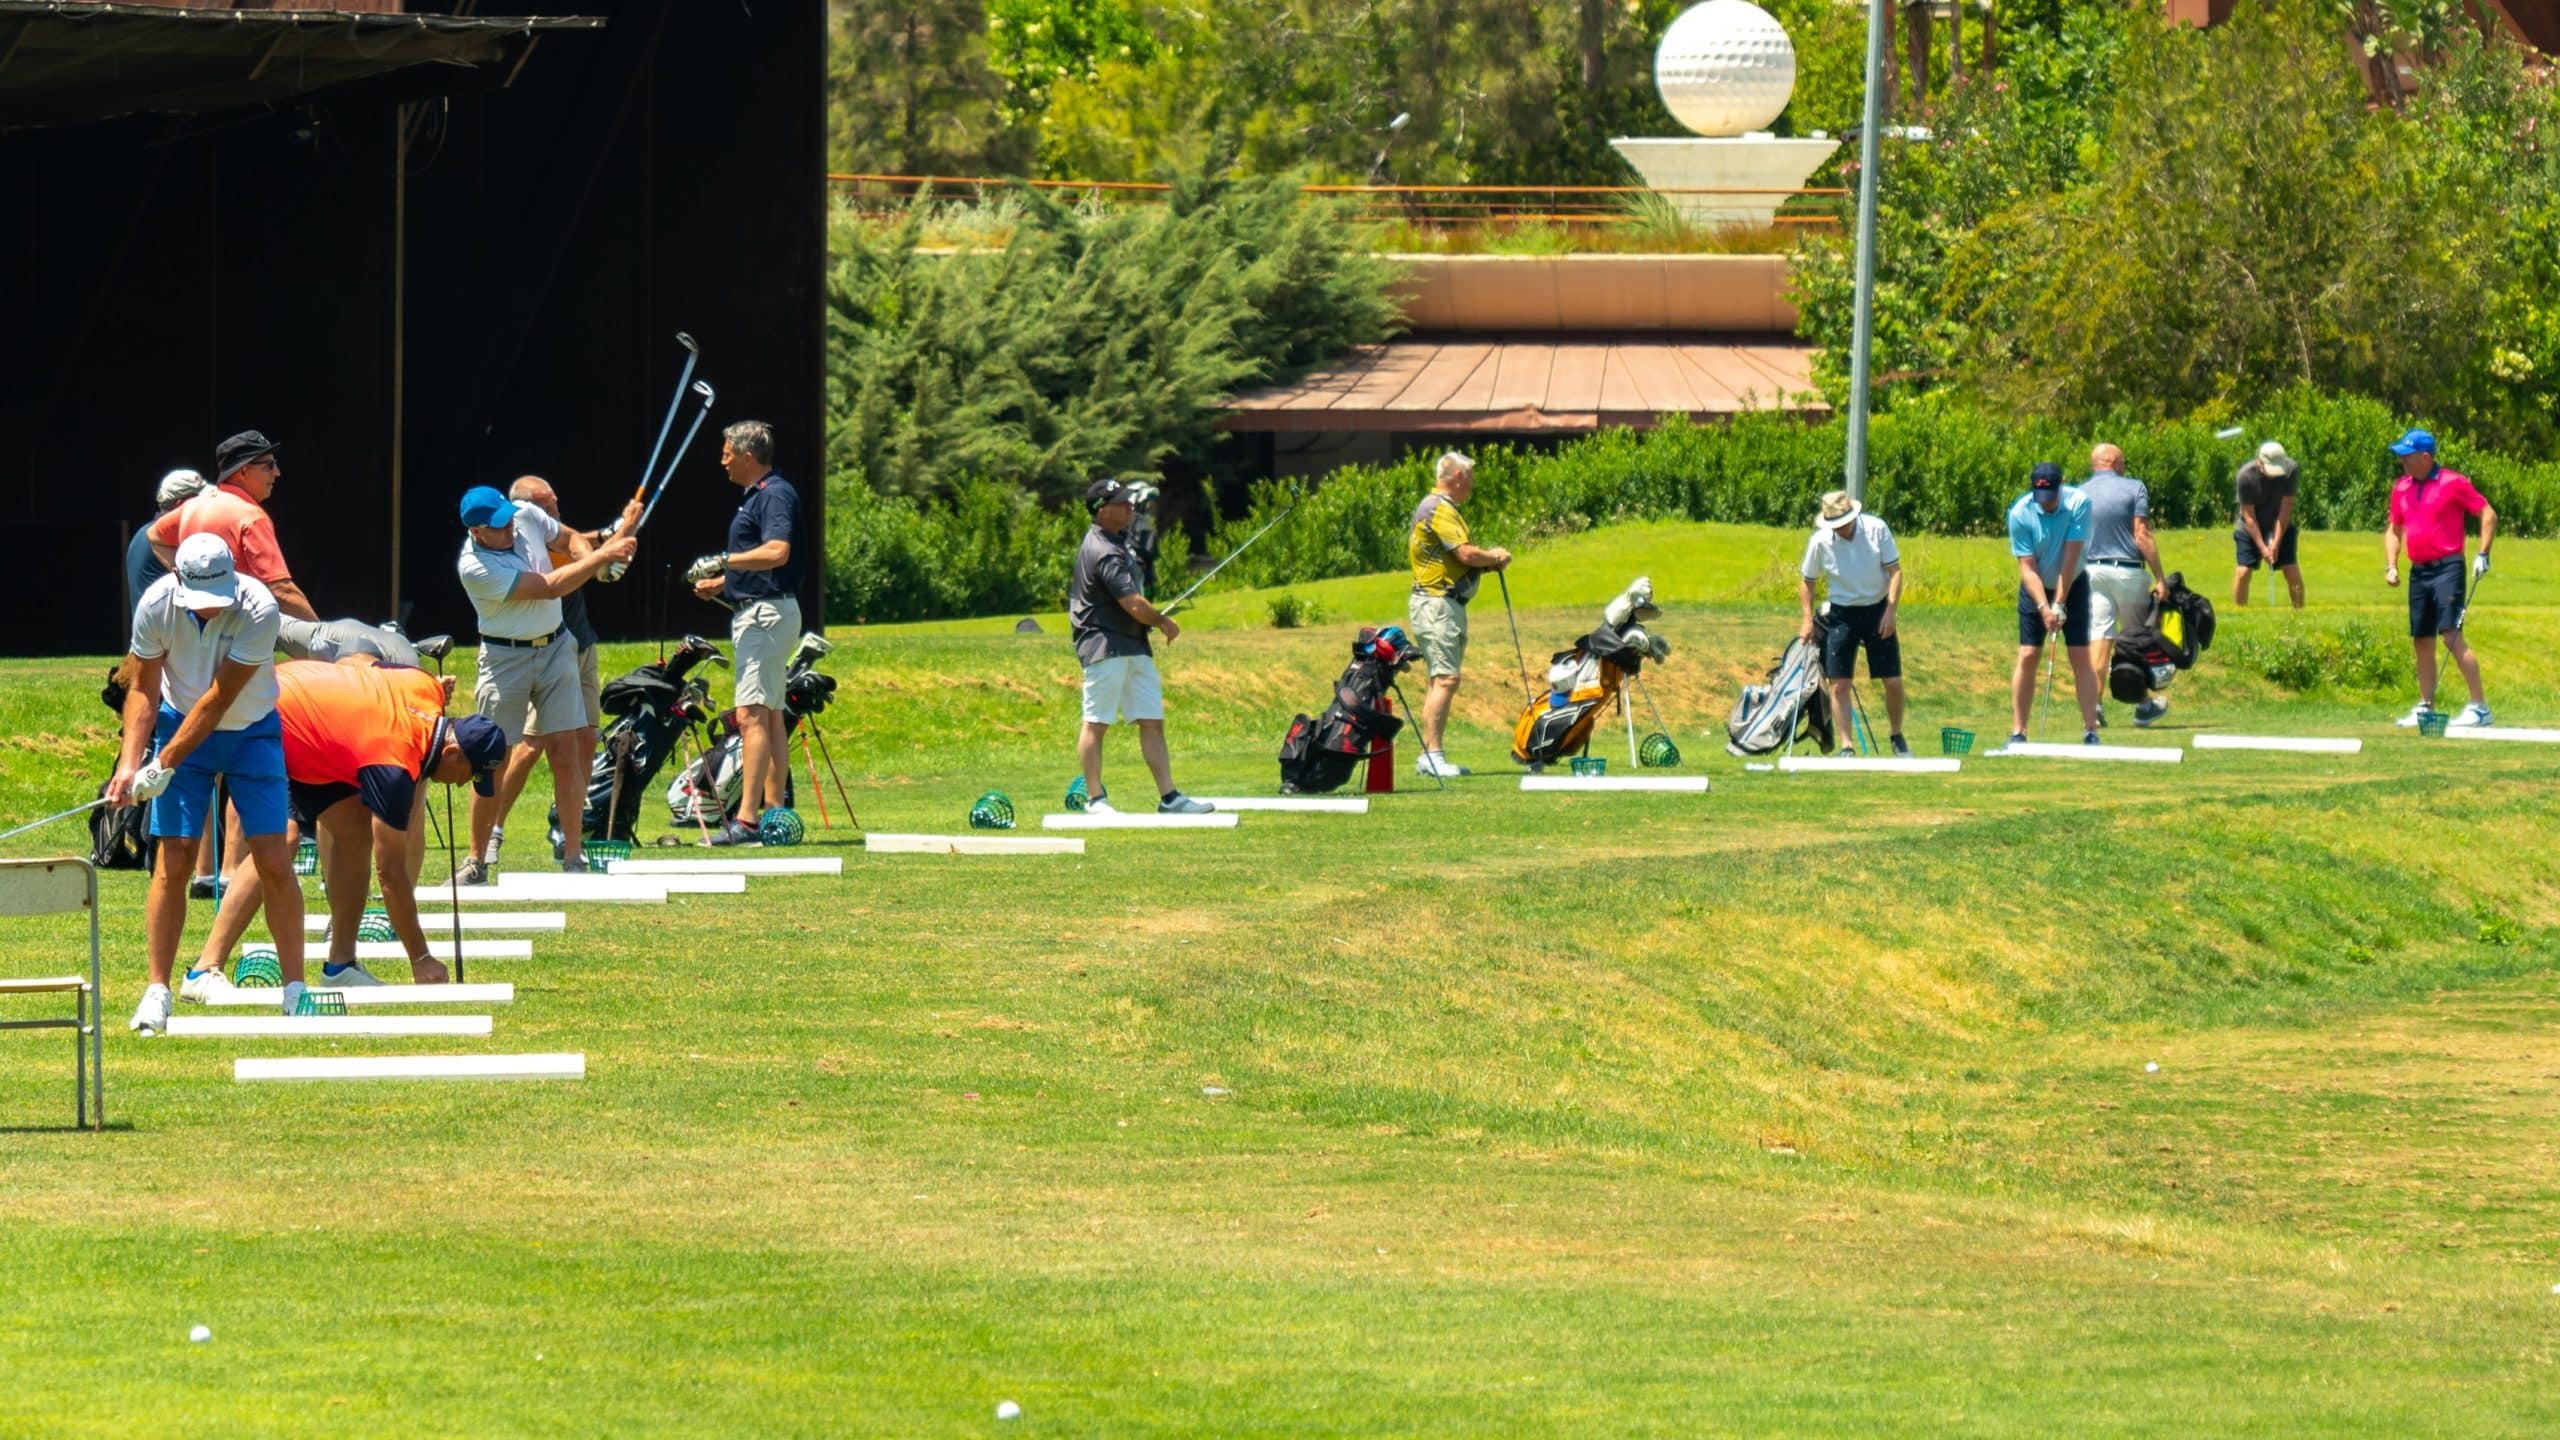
[3,521,2557,1436]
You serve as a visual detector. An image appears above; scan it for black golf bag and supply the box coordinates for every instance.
[666,637,837,826]
[554,635,724,843]
[1277,626,1416,793]
[89,668,155,870]
[1512,579,1671,767]
[1726,619,1837,756]
[2108,572,2215,703]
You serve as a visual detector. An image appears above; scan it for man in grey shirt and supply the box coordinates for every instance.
[1069,479,1212,816]
[2079,444,2171,726]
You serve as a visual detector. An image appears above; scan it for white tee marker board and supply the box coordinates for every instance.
[236,1053,586,1083]
[865,833,1086,856]
[605,857,843,877]
[490,872,744,895]
[1777,757,1962,774]
[2192,735,2364,755]
[429,878,669,904]
[1985,742,2182,764]
[205,983,514,1007]
[1519,775,1710,793]
[2446,726,2560,744]
[311,912,565,933]
[1041,813,1242,830]
[346,939,532,962]
[1187,796,1370,814]
[164,1014,495,1038]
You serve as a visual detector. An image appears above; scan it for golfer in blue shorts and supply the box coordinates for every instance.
[2006,462,2102,746]
[111,533,308,1030]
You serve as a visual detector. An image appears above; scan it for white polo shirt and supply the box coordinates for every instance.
[456,506,565,640]
[1799,513,1902,607]
[129,571,282,730]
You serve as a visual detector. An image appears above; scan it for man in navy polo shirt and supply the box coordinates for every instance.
[691,420,803,846]
[2383,428,2496,729]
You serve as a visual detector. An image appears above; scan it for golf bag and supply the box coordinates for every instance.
[1277,625,1416,793]
[665,636,836,826]
[555,636,724,843]
[2108,572,2216,704]
[1727,618,1837,756]
[88,779,155,871]
[1511,579,1672,767]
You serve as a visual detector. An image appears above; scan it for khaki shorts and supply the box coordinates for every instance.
[1408,593,1468,678]
[1081,654,1164,724]
[2085,564,2154,646]
[474,634,583,747]
[527,643,603,738]
[732,596,803,709]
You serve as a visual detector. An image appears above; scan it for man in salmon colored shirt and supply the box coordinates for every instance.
[2383,429,2496,730]
[148,430,318,622]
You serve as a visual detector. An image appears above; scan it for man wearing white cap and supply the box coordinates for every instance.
[2233,440,2303,608]
[1799,490,1910,755]
[110,533,307,1030]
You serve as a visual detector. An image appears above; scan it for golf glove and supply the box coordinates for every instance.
[686,553,728,584]
[129,761,173,802]
[2474,551,2492,580]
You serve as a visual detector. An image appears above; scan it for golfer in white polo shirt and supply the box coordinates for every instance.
[1798,490,1911,755]
[454,483,635,879]
[111,533,306,1030]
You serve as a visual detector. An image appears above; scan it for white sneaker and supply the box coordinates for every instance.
[178,968,235,1005]
[1415,751,1469,778]
[2394,699,2439,728]
[1084,795,1119,815]
[2448,702,2493,729]
[281,980,306,1017]
[130,984,173,1035]
[319,961,384,987]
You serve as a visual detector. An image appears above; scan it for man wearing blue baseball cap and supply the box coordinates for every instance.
[2383,429,2496,729]
[454,483,637,877]
[2005,461,2103,745]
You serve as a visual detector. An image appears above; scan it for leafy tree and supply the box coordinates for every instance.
[827,0,1033,176]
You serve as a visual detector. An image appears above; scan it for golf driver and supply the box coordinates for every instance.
[1,796,109,843]
[1161,493,1301,617]
[1496,570,1534,705]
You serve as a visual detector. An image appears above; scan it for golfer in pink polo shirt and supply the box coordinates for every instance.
[2382,429,2496,729]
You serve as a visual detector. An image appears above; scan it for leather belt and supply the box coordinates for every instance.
[479,628,565,650]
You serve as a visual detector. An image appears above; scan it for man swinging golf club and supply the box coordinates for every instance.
[182,658,510,998]
[1407,451,1511,778]
[2007,461,2102,746]
[2383,429,2495,729]
[111,533,306,1030]
[484,476,613,864]
[2233,440,2304,609]
[1070,478,1212,816]
[1799,490,1910,755]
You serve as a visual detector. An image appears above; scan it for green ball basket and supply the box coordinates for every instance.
[1940,727,1976,756]
[1638,733,1681,768]
[357,908,396,944]
[235,946,282,989]
[758,807,806,846]
[1569,755,1608,777]
[2418,711,2451,738]
[293,840,318,876]
[1064,775,1089,812]
[295,990,347,1017]
[969,791,1017,830]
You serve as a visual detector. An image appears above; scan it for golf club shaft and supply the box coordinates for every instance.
[2459,565,2487,631]
[1387,675,1443,791]
[1,796,109,842]
[633,333,701,505]
[1497,570,1534,704]
[1162,502,1299,616]
[634,388,716,536]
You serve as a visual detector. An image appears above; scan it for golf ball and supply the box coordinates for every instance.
[1655,0,1797,138]
[995,1400,1022,1421]
[2145,1062,2160,1073]
[189,1324,212,1343]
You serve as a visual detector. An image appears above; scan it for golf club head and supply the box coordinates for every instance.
[414,635,454,663]
[693,380,714,407]
[676,331,698,354]
[791,633,834,670]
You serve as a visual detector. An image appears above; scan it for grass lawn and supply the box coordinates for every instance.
[3,520,2557,1436]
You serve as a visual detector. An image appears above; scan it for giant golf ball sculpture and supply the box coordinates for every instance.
[1654,0,1797,137]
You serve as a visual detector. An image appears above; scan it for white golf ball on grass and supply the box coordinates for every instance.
[189,1324,212,1343]
[995,1399,1023,1421]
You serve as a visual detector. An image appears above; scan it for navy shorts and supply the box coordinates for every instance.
[2017,581,2091,648]
[2235,526,2299,569]
[1819,602,1902,681]
[2407,556,2466,637]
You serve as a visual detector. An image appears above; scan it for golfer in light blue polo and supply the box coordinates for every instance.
[2006,461,2102,745]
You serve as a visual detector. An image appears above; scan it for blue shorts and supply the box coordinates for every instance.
[148,705,291,840]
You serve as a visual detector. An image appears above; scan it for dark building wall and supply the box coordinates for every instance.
[0,0,825,656]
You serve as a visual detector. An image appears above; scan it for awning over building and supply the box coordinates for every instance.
[1221,339,1823,434]
[0,3,602,131]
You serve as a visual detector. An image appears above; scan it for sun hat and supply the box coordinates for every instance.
[1817,490,1862,527]
[214,430,279,482]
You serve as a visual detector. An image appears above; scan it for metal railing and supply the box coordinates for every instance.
[826,173,1845,229]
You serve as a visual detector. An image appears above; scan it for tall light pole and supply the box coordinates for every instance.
[1842,0,1890,501]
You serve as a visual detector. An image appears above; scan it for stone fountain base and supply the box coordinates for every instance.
[1608,136,1839,227]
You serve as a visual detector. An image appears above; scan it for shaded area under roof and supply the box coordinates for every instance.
[1221,338,1825,434]
[0,3,602,130]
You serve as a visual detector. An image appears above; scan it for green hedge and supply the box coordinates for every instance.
[823,476,1190,624]
[1206,391,2560,590]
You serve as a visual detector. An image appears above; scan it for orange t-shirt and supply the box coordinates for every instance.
[275,659,447,822]
[148,482,292,586]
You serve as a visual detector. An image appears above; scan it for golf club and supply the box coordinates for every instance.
[2458,564,2489,632]
[1621,689,1640,768]
[1,796,109,843]
[1496,570,1535,705]
[2038,633,2059,743]
[631,332,701,507]
[1386,674,1443,791]
[1161,495,1300,617]
[633,380,716,536]
[427,649,466,984]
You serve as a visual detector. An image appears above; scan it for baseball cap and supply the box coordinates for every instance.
[170,533,240,609]
[2256,440,2293,473]
[156,468,209,508]
[2029,462,2064,491]
[2389,428,2437,457]
[458,485,519,530]
[1083,478,1136,514]
[444,715,510,796]
[214,430,279,482]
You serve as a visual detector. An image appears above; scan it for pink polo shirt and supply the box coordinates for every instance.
[2388,467,2485,565]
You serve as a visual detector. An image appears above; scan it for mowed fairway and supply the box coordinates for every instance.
[3,522,2558,1436]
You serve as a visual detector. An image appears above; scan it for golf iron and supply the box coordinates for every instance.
[1,796,109,843]
[1161,492,1301,617]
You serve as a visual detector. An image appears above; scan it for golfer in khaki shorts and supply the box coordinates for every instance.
[455,484,634,879]
[690,420,803,847]
[1406,452,1510,778]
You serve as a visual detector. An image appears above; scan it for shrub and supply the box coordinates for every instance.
[2224,620,2406,696]
[825,477,1083,624]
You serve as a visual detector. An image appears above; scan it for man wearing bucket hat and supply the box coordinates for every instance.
[1798,489,1910,755]
[454,483,637,877]
[2233,440,2304,609]
[148,430,317,622]
[110,533,306,1031]
[126,468,206,618]
[2006,461,2102,746]
[2383,429,2495,730]
[1069,478,1213,816]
